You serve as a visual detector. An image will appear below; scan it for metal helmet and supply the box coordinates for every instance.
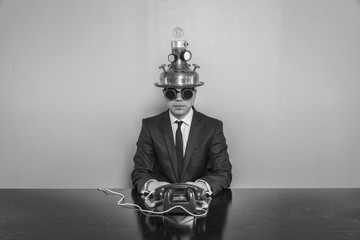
[155,27,203,88]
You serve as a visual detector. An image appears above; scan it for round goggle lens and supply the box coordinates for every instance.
[165,90,177,100]
[182,89,193,100]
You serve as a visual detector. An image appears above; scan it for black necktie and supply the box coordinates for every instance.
[175,121,183,176]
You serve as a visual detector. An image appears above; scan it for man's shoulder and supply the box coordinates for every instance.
[194,109,222,123]
[142,110,168,123]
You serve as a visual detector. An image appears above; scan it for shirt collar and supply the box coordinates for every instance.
[169,108,193,126]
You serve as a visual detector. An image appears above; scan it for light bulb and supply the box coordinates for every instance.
[173,27,184,41]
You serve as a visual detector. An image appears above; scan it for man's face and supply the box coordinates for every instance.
[163,88,197,119]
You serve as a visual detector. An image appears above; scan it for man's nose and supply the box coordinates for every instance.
[175,92,183,101]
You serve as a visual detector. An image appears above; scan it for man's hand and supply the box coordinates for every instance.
[147,181,169,192]
[185,181,207,190]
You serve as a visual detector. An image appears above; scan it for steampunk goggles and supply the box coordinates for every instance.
[163,88,195,101]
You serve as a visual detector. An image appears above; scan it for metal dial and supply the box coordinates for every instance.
[182,51,192,61]
[168,54,177,63]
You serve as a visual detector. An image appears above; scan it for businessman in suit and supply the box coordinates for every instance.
[131,28,232,196]
[131,86,232,196]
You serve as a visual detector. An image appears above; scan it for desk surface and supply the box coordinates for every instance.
[1,188,359,240]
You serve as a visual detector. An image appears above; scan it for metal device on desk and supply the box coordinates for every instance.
[144,183,211,215]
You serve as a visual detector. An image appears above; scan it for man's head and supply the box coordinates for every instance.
[163,87,197,119]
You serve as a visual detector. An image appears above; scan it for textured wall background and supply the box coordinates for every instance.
[1,0,360,188]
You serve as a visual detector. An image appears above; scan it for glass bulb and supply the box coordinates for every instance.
[173,27,184,41]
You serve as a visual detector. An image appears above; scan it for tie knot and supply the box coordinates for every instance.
[176,120,183,127]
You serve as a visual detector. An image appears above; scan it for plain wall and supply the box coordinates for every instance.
[1,0,360,188]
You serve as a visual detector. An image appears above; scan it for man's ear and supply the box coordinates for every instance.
[191,91,197,105]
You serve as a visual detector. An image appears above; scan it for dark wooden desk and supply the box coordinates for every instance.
[1,188,359,240]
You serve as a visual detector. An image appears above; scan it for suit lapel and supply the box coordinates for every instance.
[180,109,202,180]
[161,111,180,181]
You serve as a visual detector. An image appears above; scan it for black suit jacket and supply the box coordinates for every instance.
[131,108,232,195]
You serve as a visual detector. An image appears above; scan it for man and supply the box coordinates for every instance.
[131,28,232,196]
